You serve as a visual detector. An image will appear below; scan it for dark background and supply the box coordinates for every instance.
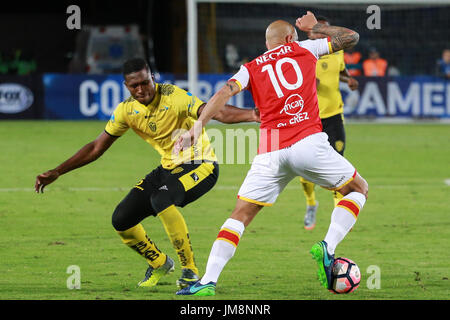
[0,0,183,74]
[0,1,449,75]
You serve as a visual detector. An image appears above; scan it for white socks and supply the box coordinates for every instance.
[200,218,245,284]
[198,192,366,285]
[324,192,366,255]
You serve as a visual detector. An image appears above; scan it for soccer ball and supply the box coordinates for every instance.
[330,257,361,294]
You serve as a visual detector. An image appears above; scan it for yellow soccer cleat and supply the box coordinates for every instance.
[138,255,175,287]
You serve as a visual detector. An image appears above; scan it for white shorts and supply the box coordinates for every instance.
[237,132,356,206]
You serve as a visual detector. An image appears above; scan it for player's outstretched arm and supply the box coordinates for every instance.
[199,81,242,126]
[199,103,259,124]
[173,81,241,155]
[296,11,359,52]
[35,131,118,193]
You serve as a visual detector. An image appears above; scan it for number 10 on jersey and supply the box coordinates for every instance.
[261,57,303,98]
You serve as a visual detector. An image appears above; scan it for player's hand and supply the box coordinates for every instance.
[253,107,260,123]
[173,130,193,156]
[347,77,359,90]
[35,169,60,193]
[296,11,318,33]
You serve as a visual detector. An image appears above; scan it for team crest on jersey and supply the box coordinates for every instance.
[321,62,328,70]
[159,84,175,96]
[148,122,157,132]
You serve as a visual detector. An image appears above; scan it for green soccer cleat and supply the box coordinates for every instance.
[310,240,335,289]
[176,268,200,289]
[138,255,175,287]
[304,201,318,230]
[175,280,216,296]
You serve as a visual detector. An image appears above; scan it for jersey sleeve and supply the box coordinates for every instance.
[104,102,129,137]
[229,65,250,91]
[296,38,331,59]
[174,86,205,120]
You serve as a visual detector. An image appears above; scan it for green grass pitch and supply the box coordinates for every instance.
[0,120,449,300]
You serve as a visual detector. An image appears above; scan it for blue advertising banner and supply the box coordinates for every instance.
[43,74,130,120]
[43,73,253,120]
[341,76,450,118]
[43,73,450,120]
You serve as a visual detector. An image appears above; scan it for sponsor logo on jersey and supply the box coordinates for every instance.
[289,112,310,125]
[127,109,140,115]
[280,94,304,116]
[279,94,310,125]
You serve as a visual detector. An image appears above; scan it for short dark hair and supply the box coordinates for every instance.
[315,15,330,23]
[122,57,150,77]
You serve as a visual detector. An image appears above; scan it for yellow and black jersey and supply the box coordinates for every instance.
[105,83,217,169]
[316,49,346,119]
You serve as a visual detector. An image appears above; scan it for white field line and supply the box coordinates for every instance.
[1,182,448,193]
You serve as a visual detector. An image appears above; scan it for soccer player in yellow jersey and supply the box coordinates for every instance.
[300,16,359,230]
[35,58,259,288]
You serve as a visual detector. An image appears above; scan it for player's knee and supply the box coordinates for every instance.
[351,174,369,199]
[111,202,132,231]
[360,177,369,199]
[150,190,175,214]
[339,175,368,200]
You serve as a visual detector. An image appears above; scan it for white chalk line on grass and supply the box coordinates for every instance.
[1,181,449,193]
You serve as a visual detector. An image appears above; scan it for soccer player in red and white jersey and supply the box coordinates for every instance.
[175,12,368,296]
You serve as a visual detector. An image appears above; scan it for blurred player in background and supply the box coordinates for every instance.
[175,12,368,296]
[299,15,360,230]
[35,58,259,289]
